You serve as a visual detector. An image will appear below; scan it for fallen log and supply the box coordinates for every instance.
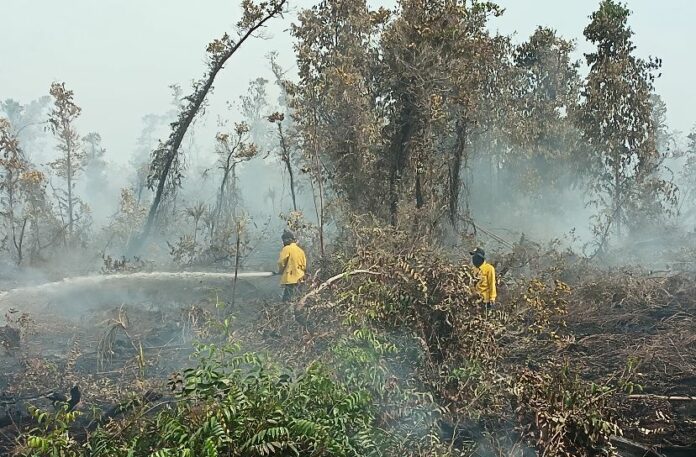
[0,385,81,428]
[93,389,164,428]
[610,436,665,457]
[610,436,696,457]
[628,394,696,401]
[657,446,696,457]
[3,387,171,433]
[0,412,15,428]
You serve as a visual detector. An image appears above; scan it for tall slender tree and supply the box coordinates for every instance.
[578,0,674,241]
[268,112,298,211]
[213,122,258,234]
[0,118,29,264]
[48,82,86,243]
[0,118,59,264]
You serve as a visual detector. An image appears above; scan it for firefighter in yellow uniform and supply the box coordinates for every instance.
[277,230,307,302]
[470,247,496,305]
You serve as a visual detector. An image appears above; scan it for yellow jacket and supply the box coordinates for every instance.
[475,261,497,302]
[278,242,306,285]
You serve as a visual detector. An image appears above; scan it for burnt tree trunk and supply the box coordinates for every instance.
[415,171,424,209]
[66,138,74,241]
[389,102,415,226]
[277,122,298,212]
[614,159,622,237]
[448,122,467,228]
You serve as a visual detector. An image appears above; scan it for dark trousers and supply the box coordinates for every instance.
[282,283,298,303]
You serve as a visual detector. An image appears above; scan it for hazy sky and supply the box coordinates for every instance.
[1,0,694,167]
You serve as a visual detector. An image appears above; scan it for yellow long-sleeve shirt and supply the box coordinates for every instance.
[278,242,306,285]
[475,261,497,302]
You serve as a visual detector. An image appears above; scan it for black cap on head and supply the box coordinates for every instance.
[469,247,485,258]
[282,229,295,243]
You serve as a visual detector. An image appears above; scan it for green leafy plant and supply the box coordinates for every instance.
[22,405,82,456]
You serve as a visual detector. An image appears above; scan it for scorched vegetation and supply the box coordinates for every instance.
[1,1,695,456]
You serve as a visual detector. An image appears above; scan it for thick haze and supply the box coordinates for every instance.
[1,0,694,167]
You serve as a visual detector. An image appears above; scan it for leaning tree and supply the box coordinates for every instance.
[137,0,287,250]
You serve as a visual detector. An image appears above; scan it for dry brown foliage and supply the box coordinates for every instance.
[291,225,640,455]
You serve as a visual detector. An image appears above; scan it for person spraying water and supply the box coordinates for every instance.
[276,230,307,302]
